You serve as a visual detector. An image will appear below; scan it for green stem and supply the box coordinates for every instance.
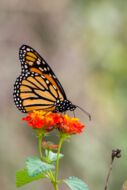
[38,130,44,160]
[54,136,64,190]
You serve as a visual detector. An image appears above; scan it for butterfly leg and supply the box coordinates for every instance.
[73,110,75,118]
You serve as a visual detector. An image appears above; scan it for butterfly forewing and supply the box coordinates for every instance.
[19,45,67,99]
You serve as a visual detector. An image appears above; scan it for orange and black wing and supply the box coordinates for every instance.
[19,44,67,99]
[13,72,63,113]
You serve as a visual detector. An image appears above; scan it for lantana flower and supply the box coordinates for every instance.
[57,114,85,134]
[22,111,85,135]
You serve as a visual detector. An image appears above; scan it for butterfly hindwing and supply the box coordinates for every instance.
[13,71,63,113]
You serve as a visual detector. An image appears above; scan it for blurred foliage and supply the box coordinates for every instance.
[0,0,127,190]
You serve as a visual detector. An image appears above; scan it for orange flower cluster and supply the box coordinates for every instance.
[22,111,85,135]
[58,114,85,134]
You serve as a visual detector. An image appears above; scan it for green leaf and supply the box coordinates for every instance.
[16,168,45,187]
[26,157,55,177]
[45,150,64,162]
[64,176,89,190]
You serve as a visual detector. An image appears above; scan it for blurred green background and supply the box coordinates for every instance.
[0,0,127,190]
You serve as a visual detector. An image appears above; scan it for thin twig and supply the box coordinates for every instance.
[104,149,121,190]
[104,158,114,190]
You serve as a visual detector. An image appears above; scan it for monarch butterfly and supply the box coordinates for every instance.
[13,45,91,120]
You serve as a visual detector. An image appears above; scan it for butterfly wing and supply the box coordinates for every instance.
[19,44,67,99]
[13,71,64,113]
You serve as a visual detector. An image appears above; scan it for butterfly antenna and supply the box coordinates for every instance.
[75,105,91,121]
[73,110,75,118]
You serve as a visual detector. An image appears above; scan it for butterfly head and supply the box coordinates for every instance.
[68,103,76,111]
[54,100,91,120]
[54,99,76,113]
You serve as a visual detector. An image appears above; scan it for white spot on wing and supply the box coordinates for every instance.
[37,60,41,65]
[22,46,25,50]
[47,67,50,71]
[46,80,49,84]
[39,67,43,71]
[53,75,56,78]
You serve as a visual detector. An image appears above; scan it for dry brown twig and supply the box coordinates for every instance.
[104,149,121,190]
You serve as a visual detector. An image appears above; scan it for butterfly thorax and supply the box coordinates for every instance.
[54,99,76,113]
